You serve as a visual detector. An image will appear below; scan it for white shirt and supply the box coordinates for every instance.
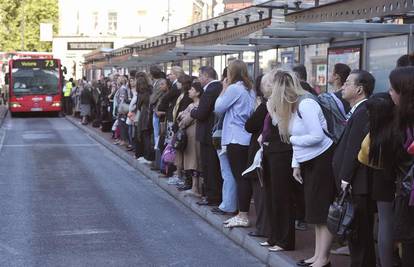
[203,80,220,91]
[289,98,333,168]
[348,98,367,116]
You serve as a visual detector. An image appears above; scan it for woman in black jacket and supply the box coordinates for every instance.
[135,75,153,162]
[358,93,399,267]
[388,67,414,267]
[258,70,295,252]
[243,75,270,238]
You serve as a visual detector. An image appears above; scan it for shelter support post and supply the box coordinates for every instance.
[362,32,367,70]
[409,24,414,54]
[254,49,260,79]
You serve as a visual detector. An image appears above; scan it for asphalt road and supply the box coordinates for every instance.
[0,115,263,267]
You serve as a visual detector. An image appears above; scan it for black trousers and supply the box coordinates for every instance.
[137,130,154,161]
[402,242,414,267]
[63,96,72,115]
[292,180,306,221]
[252,176,271,237]
[263,150,295,250]
[227,143,251,212]
[348,195,376,267]
[200,142,222,202]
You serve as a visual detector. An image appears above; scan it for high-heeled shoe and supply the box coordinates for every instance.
[296,259,313,266]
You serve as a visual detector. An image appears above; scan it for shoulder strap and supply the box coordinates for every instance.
[297,93,318,119]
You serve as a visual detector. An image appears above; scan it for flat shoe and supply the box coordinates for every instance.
[268,245,284,252]
[224,216,250,228]
[211,207,236,215]
[260,241,271,247]
[248,231,266,238]
[223,215,238,224]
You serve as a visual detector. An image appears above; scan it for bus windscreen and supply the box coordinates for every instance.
[11,60,59,96]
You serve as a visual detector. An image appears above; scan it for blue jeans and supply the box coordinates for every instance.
[217,149,238,212]
[128,124,134,145]
[153,113,160,148]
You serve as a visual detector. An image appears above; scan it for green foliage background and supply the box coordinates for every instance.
[0,0,58,52]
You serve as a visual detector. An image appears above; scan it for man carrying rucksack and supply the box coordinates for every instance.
[329,63,351,114]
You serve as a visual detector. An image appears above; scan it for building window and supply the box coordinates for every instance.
[108,12,117,35]
[93,11,99,31]
[137,10,147,33]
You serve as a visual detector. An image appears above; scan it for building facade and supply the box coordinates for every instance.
[53,0,201,79]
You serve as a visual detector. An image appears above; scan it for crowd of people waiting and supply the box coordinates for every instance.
[63,53,414,267]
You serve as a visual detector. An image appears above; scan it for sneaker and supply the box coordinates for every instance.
[295,220,308,231]
[137,157,152,164]
[176,179,185,186]
[330,245,350,256]
[167,175,181,185]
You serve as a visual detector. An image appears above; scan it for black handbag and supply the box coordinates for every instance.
[327,186,355,242]
[172,128,187,151]
[393,163,414,242]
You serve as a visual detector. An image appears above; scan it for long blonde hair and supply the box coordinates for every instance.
[263,68,307,143]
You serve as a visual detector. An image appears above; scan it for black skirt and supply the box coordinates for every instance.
[300,145,336,224]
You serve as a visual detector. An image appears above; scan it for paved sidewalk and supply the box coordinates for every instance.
[0,105,8,127]
[65,116,349,267]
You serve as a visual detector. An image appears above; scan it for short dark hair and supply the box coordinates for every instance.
[150,65,163,79]
[350,69,375,97]
[129,70,137,78]
[333,63,351,85]
[199,66,218,80]
[396,53,414,67]
[178,74,193,92]
[191,81,204,97]
[292,64,307,81]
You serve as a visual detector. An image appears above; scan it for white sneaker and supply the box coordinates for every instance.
[137,157,152,164]
[167,176,181,185]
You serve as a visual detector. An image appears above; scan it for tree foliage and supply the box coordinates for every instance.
[0,0,58,52]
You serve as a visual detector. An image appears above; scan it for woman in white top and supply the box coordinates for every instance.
[267,69,335,267]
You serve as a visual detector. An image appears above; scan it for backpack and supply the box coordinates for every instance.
[298,93,347,143]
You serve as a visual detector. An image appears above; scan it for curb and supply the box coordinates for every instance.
[65,116,297,267]
[0,106,8,128]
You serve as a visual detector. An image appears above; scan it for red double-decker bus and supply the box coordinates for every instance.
[5,58,63,116]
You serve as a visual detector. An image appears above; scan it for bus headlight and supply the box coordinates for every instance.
[51,102,61,107]
[10,102,22,108]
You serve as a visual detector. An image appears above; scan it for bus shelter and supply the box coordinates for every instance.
[84,0,414,92]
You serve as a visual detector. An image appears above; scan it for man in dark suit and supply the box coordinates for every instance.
[332,69,375,267]
[191,66,222,206]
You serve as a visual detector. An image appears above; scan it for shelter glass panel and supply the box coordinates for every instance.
[192,59,201,77]
[182,60,190,75]
[367,35,408,93]
[214,55,225,80]
[259,49,277,75]
[304,43,329,93]
[243,51,255,79]
[201,57,213,67]
[277,47,299,69]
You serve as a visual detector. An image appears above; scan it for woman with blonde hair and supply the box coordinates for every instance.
[256,70,296,252]
[267,69,335,267]
[214,59,256,228]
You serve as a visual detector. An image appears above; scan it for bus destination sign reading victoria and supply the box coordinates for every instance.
[13,59,58,69]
